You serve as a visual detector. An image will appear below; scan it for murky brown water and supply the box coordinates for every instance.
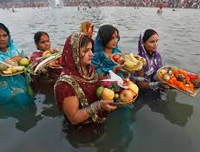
[0,7,200,152]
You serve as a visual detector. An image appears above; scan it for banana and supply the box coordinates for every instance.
[3,69,12,74]
[42,50,52,57]
[13,66,25,71]
[122,53,146,71]
[124,60,135,69]
[34,55,58,73]
[7,67,17,73]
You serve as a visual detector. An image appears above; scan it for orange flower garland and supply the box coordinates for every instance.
[166,69,194,92]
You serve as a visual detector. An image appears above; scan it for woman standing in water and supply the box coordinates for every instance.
[54,32,117,126]
[130,29,167,91]
[0,23,33,103]
[92,24,127,79]
[30,31,62,100]
[30,31,62,79]
[80,20,94,38]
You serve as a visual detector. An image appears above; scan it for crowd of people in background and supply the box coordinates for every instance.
[0,0,200,9]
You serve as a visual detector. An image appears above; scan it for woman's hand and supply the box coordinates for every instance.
[99,100,117,112]
[51,48,60,53]
[39,66,48,73]
[112,65,130,77]
[112,65,124,73]
[158,81,169,90]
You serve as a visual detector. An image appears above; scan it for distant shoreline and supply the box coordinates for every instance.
[0,1,199,9]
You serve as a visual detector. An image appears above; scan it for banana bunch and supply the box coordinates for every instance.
[122,53,146,71]
[123,53,139,69]
[1,65,25,74]
[42,50,52,58]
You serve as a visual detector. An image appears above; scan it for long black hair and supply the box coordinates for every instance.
[98,25,120,47]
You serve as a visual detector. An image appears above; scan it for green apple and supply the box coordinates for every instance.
[96,86,104,99]
[19,57,30,66]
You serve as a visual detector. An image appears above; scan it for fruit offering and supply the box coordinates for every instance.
[157,66,200,97]
[9,56,31,67]
[0,56,31,76]
[96,79,139,106]
[111,53,146,72]
[42,49,61,58]
[48,57,62,68]
[187,72,200,88]
[0,64,25,75]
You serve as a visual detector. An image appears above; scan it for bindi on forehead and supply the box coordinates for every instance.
[112,31,118,38]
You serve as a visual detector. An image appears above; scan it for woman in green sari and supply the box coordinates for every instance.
[0,23,33,104]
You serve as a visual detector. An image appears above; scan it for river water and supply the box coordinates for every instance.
[0,7,200,152]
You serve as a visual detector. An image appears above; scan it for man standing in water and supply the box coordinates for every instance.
[157,4,163,15]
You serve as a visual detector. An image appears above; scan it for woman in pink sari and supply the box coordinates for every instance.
[54,32,117,126]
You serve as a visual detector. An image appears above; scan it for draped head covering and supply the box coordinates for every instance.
[55,32,108,123]
[55,32,99,110]
[92,26,121,76]
[0,23,22,61]
[62,32,97,81]
[138,30,162,81]
[0,23,33,104]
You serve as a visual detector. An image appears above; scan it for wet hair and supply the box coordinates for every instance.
[34,31,49,44]
[80,35,94,52]
[98,25,120,47]
[142,29,158,42]
[0,23,10,38]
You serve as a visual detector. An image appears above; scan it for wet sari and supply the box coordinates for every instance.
[132,30,162,82]
[0,39,33,104]
[30,50,61,79]
[54,32,106,124]
[92,34,122,77]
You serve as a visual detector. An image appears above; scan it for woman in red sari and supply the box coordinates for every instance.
[54,32,117,125]
[30,31,61,79]
[30,31,53,62]
[30,31,62,100]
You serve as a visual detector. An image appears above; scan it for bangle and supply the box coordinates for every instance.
[149,82,159,90]
[98,100,102,111]
[85,101,101,116]
[90,103,96,115]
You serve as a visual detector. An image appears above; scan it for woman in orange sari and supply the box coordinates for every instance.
[80,20,94,38]
[54,32,117,126]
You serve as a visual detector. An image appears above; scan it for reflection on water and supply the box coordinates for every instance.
[0,7,200,152]
[134,90,193,127]
[0,101,41,132]
[0,91,59,132]
[96,106,133,152]
[63,106,133,152]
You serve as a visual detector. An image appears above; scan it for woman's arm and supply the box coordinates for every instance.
[133,70,167,90]
[62,96,90,124]
[98,72,108,80]
[62,96,117,125]
[133,70,151,89]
